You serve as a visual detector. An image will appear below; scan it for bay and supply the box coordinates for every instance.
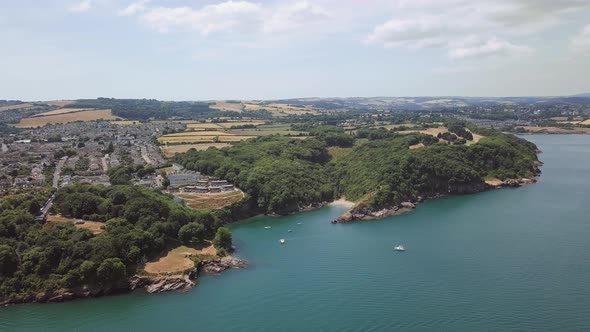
[2,134,590,331]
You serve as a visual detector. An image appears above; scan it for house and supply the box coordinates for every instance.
[168,173,198,188]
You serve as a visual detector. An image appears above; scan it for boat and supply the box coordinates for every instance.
[280,239,286,244]
[264,226,271,229]
[297,222,302,225]
[394,245,405,251]
[288,230,292,233]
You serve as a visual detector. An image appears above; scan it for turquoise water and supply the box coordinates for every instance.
[2,134,590,331]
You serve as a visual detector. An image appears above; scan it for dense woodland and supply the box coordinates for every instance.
[0,185,233,299]
[175,125,539,214]
[68,98,232,120]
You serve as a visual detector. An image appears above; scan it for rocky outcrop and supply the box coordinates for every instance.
[200,256,247,274]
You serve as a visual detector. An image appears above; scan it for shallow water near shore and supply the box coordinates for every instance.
[2,134,590,331]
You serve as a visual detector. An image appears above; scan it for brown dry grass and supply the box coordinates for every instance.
[522,126,590,134]
[45,100,75,107]
[161,143,231,157]
[0,103,33,112]
[144,244,217,275]
[46,214,105,235]
[176,191,244,210]
[209,101,244,113]
[409,143,425,149]
[15,109,120,128]
[31,108,98,117]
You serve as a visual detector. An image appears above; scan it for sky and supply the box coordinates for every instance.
[1,0,589,101]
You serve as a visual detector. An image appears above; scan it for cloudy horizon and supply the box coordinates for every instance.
[1,0,589,101]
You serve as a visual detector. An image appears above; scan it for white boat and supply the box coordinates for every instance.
[394,245,405,251]
[297,222,302,225]
[280,239,286,244]
[264,226,271,229]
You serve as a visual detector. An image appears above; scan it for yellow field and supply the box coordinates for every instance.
[176,191,244,210]
[0,103,33,112]
[581,119,590,126]
[161,143,231,157]
[144,245,216,275]
[328,147,353,160]
[31,108,98,117]
[243,102,317,117]
[44,100,75,107]
[15,109,121,128]
[522,126,590,134]
[209,101,244,112]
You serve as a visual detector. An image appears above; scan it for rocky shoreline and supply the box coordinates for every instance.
[0,256,247,306]
[335,175,541,223]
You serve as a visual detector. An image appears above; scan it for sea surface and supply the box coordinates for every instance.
[2,134,590,331]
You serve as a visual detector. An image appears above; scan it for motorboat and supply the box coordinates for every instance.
[288,230,293,233]
[394,245,405,251]
[280,239,286,244]
[264,226,271,229]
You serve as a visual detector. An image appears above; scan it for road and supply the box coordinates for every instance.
[101,155,109,172]
[53,156,67,188]
[140,145,153,165]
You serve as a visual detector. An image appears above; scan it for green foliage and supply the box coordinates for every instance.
[0,245,18,277]
[174,136,334,214]
[213,227,232,251]
[0,185,229,298]
[334,132,539,209]
[96,258,126,286]
[178,223,206,244]
[68,98,235,120]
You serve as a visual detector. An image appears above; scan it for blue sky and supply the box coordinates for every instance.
[1,0,589,100]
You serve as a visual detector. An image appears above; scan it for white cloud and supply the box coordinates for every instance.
[118,1,150,17]
[69,0,92,13]
[123,0,330,36]
[263,1,330,33]
[572,24,590,51]
[449,37,532,59]
[366,0,589,59]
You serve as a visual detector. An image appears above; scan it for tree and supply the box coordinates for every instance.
[213,227,232,251]
[0,245,19,277]
[178,222,206,244]
[96,258,126,286]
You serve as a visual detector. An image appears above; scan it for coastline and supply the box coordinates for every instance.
[0,255,246,306]
[335,176,541,223]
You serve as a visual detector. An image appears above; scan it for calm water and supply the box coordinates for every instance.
[2,135,590,331]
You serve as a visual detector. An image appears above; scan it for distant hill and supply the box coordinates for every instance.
[572,93,590,98]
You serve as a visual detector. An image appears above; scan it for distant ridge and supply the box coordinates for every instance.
[572,93,590,98]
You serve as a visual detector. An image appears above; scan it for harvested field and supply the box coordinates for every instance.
[176,191,244,210]
[112,120,140,125]
[15,109,120,128]
[45,100,74,107]
[46,214,105,235]
[209,101,244,112]
[162,143,231,157]
[31,108,98,117]
[145,245,209,275]
[522,126,590,134]
[409,143,425,149]
[243,102,317,117]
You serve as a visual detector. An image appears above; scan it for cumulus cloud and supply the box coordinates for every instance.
[69,0,92,13]
[263,1,330,33]
[366,0,589,59]
[122,0,330,36]
[572,24,590,51]
[117,0,150,17]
